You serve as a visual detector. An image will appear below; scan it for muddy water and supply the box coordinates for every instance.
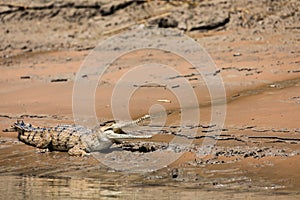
[1,175,299,200]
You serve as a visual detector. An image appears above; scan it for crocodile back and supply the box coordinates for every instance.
[50,125,92,151]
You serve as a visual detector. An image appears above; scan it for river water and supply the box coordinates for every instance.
[1,175,299,200]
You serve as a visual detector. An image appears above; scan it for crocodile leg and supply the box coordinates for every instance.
[68,144,88,156]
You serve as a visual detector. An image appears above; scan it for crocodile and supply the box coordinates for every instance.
[5,115,152,156]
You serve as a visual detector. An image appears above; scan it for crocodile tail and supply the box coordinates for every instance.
[13,120,33,132]
[13,121,51,148]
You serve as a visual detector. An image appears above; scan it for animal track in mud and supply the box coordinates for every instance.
[0,1,140,21]
[115,141,168,153]
[110,139,299,168]
[147,123,300,143]
[0,113,67,120]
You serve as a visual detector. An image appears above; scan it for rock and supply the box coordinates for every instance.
[157,17,178,28]
[171,168,179,179]
[233,52,242,57]
[51,78,68,82]
[20,75,31,79]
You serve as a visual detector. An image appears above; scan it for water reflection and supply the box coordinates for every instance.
[1,176,118,199]
[0,175,299,200]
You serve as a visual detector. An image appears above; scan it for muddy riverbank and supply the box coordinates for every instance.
[0,0,299,199]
